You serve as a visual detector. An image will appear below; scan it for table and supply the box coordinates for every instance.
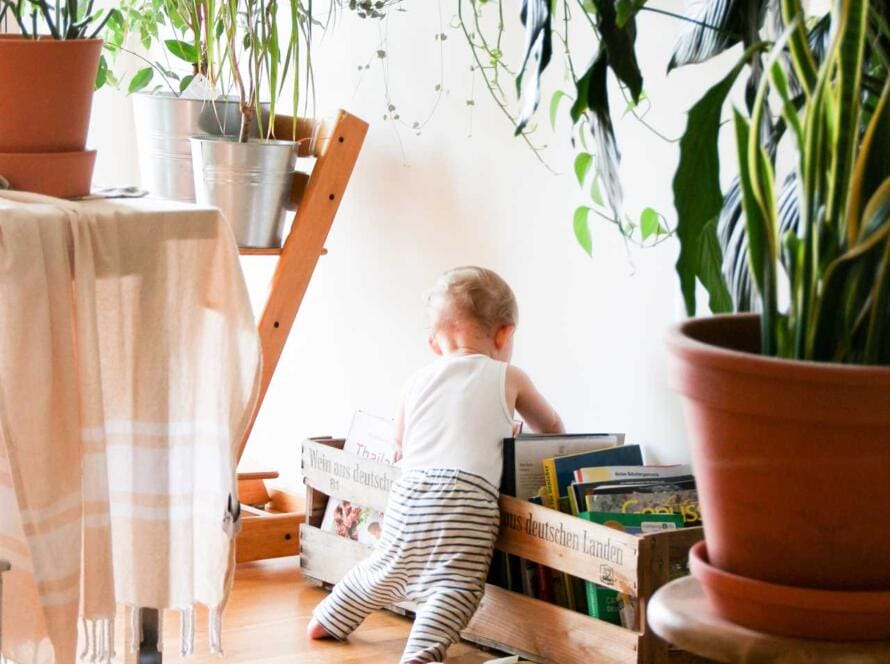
[0,193,260,664]
[648,576,890,663]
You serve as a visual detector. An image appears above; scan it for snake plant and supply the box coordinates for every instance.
[1,0,112,39]
[738,0,890,363]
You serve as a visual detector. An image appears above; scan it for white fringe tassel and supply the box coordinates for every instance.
[208,606,223,656]
[179,605,196,657]
[128,606,142,653]
[79,617,114,663]
[156,611,164,653]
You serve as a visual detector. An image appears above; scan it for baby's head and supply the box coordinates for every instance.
[425,266,518,362]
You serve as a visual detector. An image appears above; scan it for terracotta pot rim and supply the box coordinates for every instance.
[0,149,97,157]
[667,313,890,385]
[0,36,103,45]
[690,541,890,612]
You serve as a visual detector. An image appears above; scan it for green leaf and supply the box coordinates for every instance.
[669,0,766,71]
[179,73,195,93]
[591,0,643,103]
[549,90,568,129]
[128,67,154,94]
[573,206,593,256]
[734,108,778,355]
[826,0,869,236]
[673,55,749,315]
[640,207,659,240]
[165,38,198,63]
[698,218,733,313]
[571,52,623,218]
[590,176,604,206]
[515,0,553,132]
[574,153,593,187]
[615,0,645,28]
[95,55,108,90]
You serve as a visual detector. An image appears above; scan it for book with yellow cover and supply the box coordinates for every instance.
[542,444,641,511]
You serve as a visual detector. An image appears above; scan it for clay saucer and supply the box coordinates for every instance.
[690,540,890,640]
[0,150,96,199]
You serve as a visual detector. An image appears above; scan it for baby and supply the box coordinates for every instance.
[308,266,564,663]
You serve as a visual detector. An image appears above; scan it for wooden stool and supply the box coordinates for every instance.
[648,576,890,663]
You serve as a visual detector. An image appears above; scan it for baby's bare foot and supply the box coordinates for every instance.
[306,619,334,640]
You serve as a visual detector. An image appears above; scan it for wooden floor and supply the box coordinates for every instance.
[138,558,498,663]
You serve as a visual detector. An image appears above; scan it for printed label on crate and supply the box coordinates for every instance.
[496,495,639,595]
[302,440,401,513]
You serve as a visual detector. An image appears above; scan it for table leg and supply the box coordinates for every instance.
[139,609,162,664]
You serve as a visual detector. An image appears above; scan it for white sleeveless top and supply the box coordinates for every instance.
[400,354,514,488]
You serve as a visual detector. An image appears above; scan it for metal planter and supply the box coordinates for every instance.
[190,136,297,248]
[132,93,269,202]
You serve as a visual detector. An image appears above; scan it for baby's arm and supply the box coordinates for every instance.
[506,366,565,434]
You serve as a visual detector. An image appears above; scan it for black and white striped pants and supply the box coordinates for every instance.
[313,468,500,663]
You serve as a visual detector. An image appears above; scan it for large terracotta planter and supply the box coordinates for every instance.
[667,314,890,592]
[0,36,102,153]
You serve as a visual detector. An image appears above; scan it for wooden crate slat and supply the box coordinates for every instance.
[464,584,640,664]
[301,439,398,513]
[300,524,370,583]
[498,494,641,595]
[300,525,415,614]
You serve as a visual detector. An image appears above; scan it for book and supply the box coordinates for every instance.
[568,474,695,517]
[580,511,684,627]
[574,464,692,484]
[501,433,624,500]
[584,481,701,527]
[319,411,397,545]
[542,444,642,512]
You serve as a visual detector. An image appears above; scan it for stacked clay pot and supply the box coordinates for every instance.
[0,36,103,198]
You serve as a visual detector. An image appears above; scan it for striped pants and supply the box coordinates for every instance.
[313,468,500,663]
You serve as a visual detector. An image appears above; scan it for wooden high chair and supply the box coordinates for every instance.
[234,110,369,563]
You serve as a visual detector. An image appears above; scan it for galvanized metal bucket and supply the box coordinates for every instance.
[133,93,269,202]
[190,136,297,248]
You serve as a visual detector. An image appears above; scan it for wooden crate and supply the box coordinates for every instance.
[299,438,705,664]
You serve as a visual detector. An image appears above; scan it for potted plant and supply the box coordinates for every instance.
[100,0,266,202]
[474,0,889,639]
[0,0,110,197]
[188,0,308,247]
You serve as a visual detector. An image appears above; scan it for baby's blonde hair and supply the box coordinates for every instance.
[426,266,518,332]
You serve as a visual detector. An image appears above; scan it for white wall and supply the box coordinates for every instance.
[89,1,739,489]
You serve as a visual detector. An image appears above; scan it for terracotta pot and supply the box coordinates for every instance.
[667,314,890,591]
[689,541,890,640]
[0,36,102,153]
[0,150,96,198]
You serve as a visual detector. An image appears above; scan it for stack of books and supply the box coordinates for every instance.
[497,432,700,626]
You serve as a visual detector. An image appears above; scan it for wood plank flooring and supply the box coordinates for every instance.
[128,558,498,663]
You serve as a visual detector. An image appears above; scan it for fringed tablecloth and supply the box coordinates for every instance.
[0,192,261,663]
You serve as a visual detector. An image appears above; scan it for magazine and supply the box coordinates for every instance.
[319,411,397,545]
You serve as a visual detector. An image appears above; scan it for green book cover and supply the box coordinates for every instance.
[579,511,684,626]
